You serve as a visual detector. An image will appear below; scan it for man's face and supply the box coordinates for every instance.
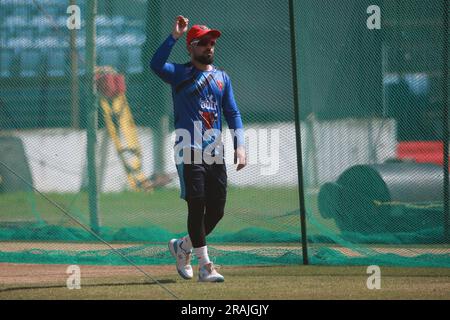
[189,36,217,65]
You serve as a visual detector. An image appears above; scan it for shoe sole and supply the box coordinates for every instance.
[168,239,193,280]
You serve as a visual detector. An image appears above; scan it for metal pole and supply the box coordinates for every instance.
[86,0,100,234]
[289,0,309,265]
[143,0,167,177]
[70,0,80,129]
[442,0,449,242]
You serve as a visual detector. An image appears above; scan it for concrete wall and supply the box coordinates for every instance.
[2,119,397,192]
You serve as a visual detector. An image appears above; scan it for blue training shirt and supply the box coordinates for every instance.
[150,34,244,153]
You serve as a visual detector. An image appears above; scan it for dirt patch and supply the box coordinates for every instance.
[332,247,450,258]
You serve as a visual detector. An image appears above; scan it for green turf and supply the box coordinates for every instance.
[0,187,304,234]
[2,188,448,268]
[0,266,449,300]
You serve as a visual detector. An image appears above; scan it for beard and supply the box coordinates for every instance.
[193,52,214,65]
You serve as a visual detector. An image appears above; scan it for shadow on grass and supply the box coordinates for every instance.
[0,279,177,293]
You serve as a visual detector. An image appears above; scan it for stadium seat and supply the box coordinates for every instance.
[0,3,13,17]
[32,15,52,33]
[76,35,86,48]
[0,49,14,77]
[46,48,67,77]
[57,35,70,48]
[19,49,41,77]
[12,5,29,18]
[38,4,59,17]
[18,27,34,40]
[3,16,28,31]
[403,73,430,96]
[115,33,133,47]
[97,34,113,47]
[128,27,146,46]
[7,36,33,49]
[115,32,144,47]
[56,16,67,28]
[122,46,143,74]
[111,15,126,33]
[98,26,115,39]
[34,36,60,49]
[0,29,7,46]
[96,15,112,27]
[98,47,120,69]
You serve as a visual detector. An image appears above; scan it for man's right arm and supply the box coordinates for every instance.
[150,34,177,84]
[150,16,189,84]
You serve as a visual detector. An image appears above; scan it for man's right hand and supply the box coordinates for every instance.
[172,16,189,40]
[234,146,247,171]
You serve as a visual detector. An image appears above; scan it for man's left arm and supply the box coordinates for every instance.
[222,75,246,171]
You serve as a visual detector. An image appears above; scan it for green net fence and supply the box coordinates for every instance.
[298,0,450,267]
[0,0,449,268]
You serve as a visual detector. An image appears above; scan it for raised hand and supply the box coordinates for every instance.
[172,15,189,40]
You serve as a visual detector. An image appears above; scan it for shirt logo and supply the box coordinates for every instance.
[200,94,217,111]
[199,110,217,129]
[199,94,218,129]
[216,80,223,91]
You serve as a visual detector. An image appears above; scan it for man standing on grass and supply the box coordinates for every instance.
[150,16,246,282]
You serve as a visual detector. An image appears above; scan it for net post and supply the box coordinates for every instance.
[86,0,100,234]
[70,0,80,129]
[143,0,167,177]
[289,0,309,265]
[442,0,450,242]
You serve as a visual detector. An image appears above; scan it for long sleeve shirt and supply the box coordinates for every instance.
[150,34,244,153]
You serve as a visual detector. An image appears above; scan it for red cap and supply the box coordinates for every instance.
[186,24,221,45]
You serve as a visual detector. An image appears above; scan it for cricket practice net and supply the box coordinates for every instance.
[0,0,449,267]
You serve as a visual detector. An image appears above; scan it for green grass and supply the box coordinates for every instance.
[1,188,448,268]
[0,187,303,234]
[1,189,449,299]
[1,265,449,300]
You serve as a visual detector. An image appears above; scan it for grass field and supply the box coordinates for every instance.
[0,263,449,300]
[0,187,304,234]
[1,188,449,300]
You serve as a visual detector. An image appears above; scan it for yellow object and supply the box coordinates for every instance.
[99,93,153,192]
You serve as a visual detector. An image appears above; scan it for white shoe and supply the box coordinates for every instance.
[168,238,193,280]
[198,263,224,283]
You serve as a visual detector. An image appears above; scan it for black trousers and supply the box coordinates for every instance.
[177,149,227,248]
